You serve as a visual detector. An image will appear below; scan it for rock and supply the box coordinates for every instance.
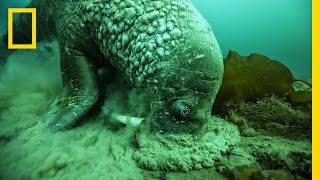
[241,127,256,137]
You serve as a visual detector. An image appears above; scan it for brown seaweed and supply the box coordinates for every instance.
[213,51,311,113]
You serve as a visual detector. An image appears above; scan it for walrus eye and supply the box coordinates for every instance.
[169,100,191,119]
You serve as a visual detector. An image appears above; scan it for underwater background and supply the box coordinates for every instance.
[0,0,312,179]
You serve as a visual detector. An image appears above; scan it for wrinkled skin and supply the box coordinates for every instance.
[147,45,223,133]
[2,0,223,133]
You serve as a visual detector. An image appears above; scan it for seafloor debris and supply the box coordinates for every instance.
[134,117,240,172]
[211,134,311,180]
[141,134,311,179]
[220,163,295,180]
[204,51,312,180]
[225,110,248,129]
[225,96,311,139]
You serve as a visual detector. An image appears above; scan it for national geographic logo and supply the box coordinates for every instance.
[7,8,36,49]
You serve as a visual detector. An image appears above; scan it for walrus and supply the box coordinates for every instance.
[0,0,223,133]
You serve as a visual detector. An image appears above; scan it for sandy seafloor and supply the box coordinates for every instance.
[0,42,311,180]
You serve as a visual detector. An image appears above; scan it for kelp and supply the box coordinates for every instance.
[213,51,311,113]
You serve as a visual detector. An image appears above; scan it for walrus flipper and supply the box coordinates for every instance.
[44,48,99,131]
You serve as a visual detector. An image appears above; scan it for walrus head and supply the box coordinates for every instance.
[116,1,225,133]
[147,57,223,133]
[145,30,223,133]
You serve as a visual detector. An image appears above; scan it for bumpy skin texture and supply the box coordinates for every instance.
[15,0,224,132]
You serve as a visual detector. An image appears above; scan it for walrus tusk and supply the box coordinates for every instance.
[110,113,145,126]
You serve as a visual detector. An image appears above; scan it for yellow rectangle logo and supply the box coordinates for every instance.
[8,8,36,49]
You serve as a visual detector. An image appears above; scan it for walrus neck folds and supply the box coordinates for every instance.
[76,0,223,88]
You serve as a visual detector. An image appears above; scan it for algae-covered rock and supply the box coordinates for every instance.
[287,90,312,105]
[241,127,257,137]
[288,80,312,105]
